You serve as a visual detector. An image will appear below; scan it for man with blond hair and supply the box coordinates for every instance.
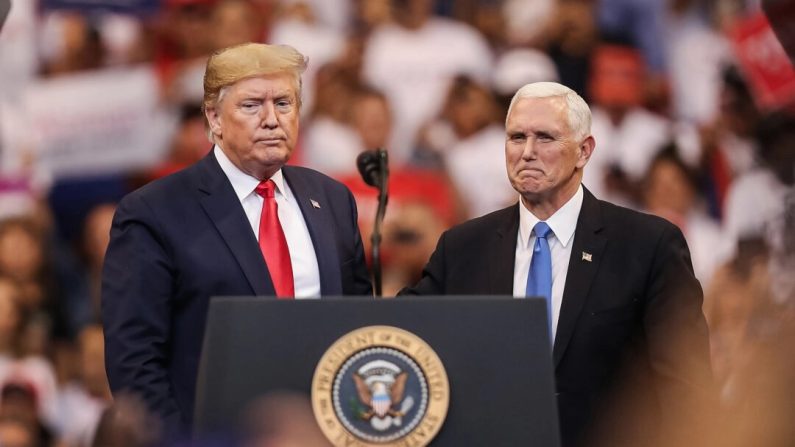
[402,82,712,447]
[102,43,371,436]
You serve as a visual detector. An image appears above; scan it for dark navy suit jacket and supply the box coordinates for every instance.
[401,188,712,447]
[102,152,372,435]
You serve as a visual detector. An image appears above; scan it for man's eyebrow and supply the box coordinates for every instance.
[533,126,563,135]
[236,91,264,99]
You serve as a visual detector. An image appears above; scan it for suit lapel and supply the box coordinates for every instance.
[553,189,607,367]
[196,153,275,296]
[283,167,342,295]
[489,205,520,295]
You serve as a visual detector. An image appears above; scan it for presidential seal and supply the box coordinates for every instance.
[311,326,449,447]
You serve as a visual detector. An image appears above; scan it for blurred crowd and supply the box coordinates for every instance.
[0,0,794,445]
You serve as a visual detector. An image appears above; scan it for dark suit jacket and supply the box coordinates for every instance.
[102,152,372,435]
[401,188,712,447]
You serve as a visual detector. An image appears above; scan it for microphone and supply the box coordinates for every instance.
[0,0,10,33]
[356,149,387,189]
[356,148,389,297]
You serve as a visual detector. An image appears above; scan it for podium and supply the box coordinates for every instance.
[194,296,560,446]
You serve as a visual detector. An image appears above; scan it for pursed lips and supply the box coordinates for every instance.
[256,136,285,144]
[518,165,544,175]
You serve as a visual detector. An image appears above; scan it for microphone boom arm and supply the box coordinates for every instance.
[356,148,389,297]
[371,149,388,297]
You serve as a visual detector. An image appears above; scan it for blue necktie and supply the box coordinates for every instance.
[526,222,553,338]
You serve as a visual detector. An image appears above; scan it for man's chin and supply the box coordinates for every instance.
[242,153,293,179]
[254,145,291,160]
[260,154,291,169]
[512,179,546,196]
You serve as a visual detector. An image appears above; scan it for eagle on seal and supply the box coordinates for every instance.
[354,371,408,420]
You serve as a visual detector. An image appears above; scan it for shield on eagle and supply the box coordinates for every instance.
[353,360,408,420]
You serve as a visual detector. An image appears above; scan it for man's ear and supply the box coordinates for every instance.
[205,105,222,139]
[576,135,595,169]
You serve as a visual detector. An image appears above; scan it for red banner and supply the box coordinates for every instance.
[730,11,795,110]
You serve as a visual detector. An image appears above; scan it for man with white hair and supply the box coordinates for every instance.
[402,82,712,447]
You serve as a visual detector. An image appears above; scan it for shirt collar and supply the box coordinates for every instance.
[214,145,288,200]
[518,184,584,248]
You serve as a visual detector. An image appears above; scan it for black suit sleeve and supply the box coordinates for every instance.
[398,230,448,296]
[344,186,374,296]
[101,193,183,432]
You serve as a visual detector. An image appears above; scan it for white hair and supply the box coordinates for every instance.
[506,82,591,141]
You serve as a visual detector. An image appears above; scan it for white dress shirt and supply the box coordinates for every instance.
[214,146,321,298]
[513,185,584,340]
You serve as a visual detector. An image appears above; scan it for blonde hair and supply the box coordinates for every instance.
[506,81,591,141]
[203,43,308,111]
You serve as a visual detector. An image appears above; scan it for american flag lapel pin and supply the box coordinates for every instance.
[310,199,321,209]
[582,252,592,262]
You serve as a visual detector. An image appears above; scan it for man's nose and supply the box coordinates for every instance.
[521,139,537,160]
[260,102,278,128]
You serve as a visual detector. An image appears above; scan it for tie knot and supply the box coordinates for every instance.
[255,179,276,198]
[533,222,552,239]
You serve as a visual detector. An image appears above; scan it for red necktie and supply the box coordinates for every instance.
[255,180,294,298]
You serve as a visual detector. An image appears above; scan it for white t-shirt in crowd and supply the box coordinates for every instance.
[444,124,515,218]
[363,18,494,165]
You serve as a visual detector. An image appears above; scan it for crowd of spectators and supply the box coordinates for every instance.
[0,0,793,445]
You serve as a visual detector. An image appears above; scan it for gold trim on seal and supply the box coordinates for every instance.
[311,325,450,447]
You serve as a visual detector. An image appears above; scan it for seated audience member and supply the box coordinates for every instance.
[0,218,70,343]
[697,66,761,220]
[268,0,346,115]
[336,86,459,273]
[441,75,516,218]
[642,146,728,288]
[362,0,494,164]
[380,202,447,296]
[145,104,211,182]
[39,12,105,76]
[155,0,216,104]
[56,324,112,446]
[301,63,361,176]
[584,44,672,207]
[0,278,59,430]
[723,111,795,258]
[0,415,38,447]
[209,0,264,52]
[0,380,54,446]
